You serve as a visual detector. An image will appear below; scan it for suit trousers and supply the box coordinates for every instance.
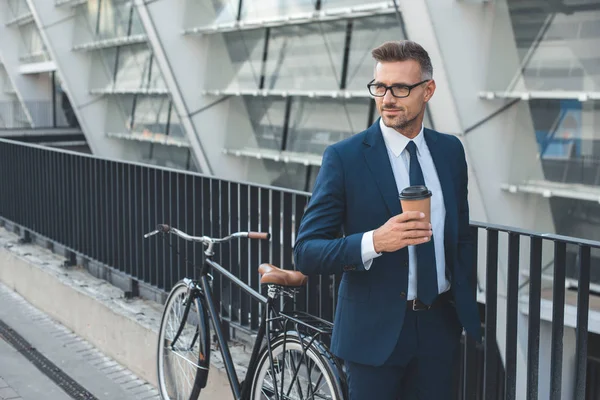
[344,297,463,400]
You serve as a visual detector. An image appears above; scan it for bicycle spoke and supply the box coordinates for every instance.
[283,350,305,399]
[158,284,205,400]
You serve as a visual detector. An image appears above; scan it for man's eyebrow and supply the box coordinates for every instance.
[371,81,411,86]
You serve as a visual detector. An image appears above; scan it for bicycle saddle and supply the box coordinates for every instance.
[258,263,308,287]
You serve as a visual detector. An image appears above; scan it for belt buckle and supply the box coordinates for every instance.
[412,299,430,312]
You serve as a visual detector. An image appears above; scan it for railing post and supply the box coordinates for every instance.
[505,232,520,400]
[462,225,480,400]
[550,241,567,400]
[63,250,77,268]
[18,229,32,244]
[527,236,542,400]
[574,245,591,400]
[484,229,498,400]
[124,279,139,300]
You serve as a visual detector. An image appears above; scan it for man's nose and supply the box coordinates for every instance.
[383,89,395,103]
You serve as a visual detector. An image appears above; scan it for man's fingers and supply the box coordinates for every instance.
[394,211,425,222]
[401,230,432,240]
[407,236,431,246]
[403,221,431,231]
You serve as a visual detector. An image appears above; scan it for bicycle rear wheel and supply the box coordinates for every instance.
[250,335,345,400]
[157,280,210,400]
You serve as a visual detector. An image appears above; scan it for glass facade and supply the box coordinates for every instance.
[78,0,144,43]
[6,0,29,20]
[5,0,49,63]
[18,21,50,63]
[490,1,600,93]
[73,0,193,170]
[196,0,407,190]
[489,0,600,275]
[499,1,600,190]
[0,62,27,128]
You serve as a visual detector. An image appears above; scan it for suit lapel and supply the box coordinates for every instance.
[424,129,457,243]
[363,121,401,216]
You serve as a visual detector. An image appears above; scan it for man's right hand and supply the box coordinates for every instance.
[372,211,432,253]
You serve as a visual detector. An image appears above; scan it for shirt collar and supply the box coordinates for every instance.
[379,118,425,158]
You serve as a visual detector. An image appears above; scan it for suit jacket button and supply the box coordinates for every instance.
[400,291,406,297]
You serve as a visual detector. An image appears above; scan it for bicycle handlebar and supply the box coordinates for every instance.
[143,224,271,244]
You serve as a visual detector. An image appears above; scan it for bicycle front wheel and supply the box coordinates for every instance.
[157,280,210,400]
[250,335,345,400]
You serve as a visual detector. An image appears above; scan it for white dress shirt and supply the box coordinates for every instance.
[361,119,450,300]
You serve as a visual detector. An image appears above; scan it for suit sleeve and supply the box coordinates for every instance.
[455,137,475,283]
[293,145,365,276]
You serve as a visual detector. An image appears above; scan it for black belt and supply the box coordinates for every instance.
[407,290,453,311]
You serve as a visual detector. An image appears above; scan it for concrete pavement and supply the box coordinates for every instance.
[0,281,159,400]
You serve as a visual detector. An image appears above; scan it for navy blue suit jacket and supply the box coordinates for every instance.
[293,119,482,366]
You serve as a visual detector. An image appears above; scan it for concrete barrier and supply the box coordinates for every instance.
[0,227,248,399]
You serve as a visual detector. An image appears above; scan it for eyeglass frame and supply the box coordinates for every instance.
[367,79,431,98]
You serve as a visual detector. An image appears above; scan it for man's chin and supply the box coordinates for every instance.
[382,116,406,129]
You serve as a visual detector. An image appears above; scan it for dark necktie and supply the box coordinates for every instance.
[406,141,438,305]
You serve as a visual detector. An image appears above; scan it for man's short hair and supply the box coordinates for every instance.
[371,40,433,80]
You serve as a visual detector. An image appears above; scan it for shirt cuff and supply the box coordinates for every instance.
[361,230,382,270]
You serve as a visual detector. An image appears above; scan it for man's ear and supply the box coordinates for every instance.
[424,79,436,103]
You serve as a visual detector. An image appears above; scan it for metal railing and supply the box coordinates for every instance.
[0,138,598,399]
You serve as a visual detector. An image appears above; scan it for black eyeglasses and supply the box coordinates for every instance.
[367,79,430,98]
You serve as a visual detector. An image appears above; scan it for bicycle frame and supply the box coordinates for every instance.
[198,256,273,400]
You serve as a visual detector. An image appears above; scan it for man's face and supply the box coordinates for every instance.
[372,60,435,132]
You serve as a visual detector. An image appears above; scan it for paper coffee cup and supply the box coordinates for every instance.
[398,185,432,223]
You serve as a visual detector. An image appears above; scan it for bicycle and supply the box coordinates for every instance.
[144,224,347,400]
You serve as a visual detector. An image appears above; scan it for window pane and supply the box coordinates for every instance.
[146,145,192,170]
[345,14,407,91]
[493,2,600,91]
[206,29,265,91]
[97,0,133,39]
[246,97,286,150]
[107,95,134,132]
[265,22,347,91]
[114,44,151,89]
[223,97,286,151]
[287,97,371,155]
[262,159,309,191]
[168,106,186,140]
[19,22,49,63]
[183,0,238,29]
[129,6,145,36]
[7,0,29,20]
[131,96,171,135]
[529,99,600,185]
[148,58,167,90]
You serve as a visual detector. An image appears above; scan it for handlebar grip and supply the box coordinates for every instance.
[157,224,170,233]
[248,232,271,240]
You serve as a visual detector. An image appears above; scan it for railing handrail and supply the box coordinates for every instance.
[470,220,600,248]
[0,136,312,197]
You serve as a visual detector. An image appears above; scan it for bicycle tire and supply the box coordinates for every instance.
[249,334,345,400]
[157,280,211,400]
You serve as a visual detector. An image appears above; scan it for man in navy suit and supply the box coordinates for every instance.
[293,40,481,399]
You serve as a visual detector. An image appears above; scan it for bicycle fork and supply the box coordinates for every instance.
[171,278,212,389]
